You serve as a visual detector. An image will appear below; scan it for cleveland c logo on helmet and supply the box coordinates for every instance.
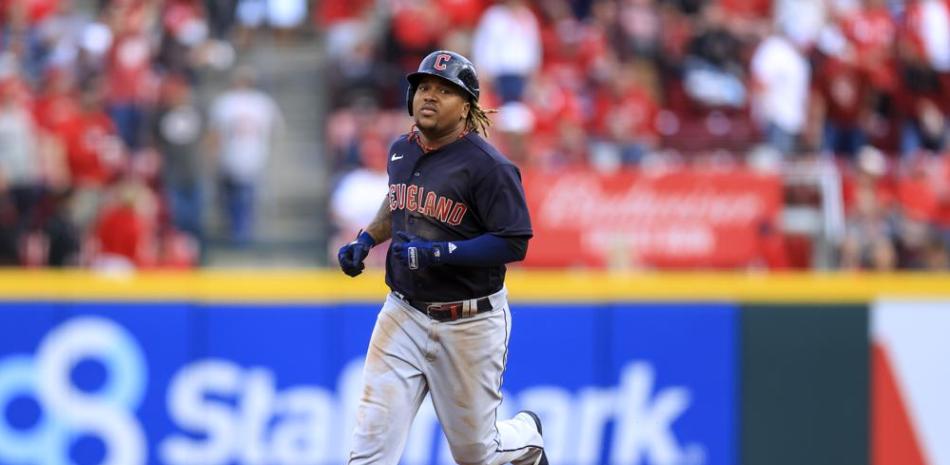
[406,50,480,116]
[434,54,451,70]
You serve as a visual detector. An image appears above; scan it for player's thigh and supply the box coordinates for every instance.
[353,363,428,438]
[356,300,429,436]
[363,296,429,378]
[427,306,511,463]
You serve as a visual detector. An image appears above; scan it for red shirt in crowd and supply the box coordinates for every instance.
[390,3,445,71]
[526,72,584,137]
[841,171,898,215]
[390,0,447,49]
[0,77,33,108]
[0,0,57,24]
[62,112,123,186]
[33,92,81,135]
[94,203,154,267]
[163,0,206,36]
[589,85,659,144]
[719,0,771,19]
[436,0,485,28]
[898,173,939,221]
[106,32,154,104]
[935,157,950,228]
[813,56,872,127]
[898,157,950,226]
[313,0,372,26]
[840,6,898,90]
[540,15,609,79]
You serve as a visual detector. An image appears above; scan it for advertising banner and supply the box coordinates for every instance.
[872,300,950,465]
[520,170,782,268]
[0,301,737,465]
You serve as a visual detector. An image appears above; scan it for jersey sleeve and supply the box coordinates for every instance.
[471,163,533,238]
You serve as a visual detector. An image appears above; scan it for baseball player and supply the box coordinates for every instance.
[337,50,547,465]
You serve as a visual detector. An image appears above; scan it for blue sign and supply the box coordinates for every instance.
[0,300,737,465]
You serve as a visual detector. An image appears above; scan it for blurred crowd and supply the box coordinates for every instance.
[2,0,948,271]
[0,0,288,269]
[323,0,950,270]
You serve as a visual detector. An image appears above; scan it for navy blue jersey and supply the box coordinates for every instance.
[385,131,533,301]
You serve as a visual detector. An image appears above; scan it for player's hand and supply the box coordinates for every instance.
[338,230,375,277]
[392,231,445,271]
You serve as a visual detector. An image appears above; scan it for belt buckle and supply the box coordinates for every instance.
[426,302,461,321]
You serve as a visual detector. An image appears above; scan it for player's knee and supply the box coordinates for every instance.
[354,403,390,437]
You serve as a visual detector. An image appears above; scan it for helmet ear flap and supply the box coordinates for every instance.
[406,85,416,116]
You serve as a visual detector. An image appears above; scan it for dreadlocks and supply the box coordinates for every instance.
[466,101,498,138]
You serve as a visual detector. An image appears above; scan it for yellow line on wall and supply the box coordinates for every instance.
[510,270,950,302]
[2,269,950,303]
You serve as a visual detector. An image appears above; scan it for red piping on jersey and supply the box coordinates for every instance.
[407,125,469,153]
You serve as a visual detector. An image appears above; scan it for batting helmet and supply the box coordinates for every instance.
[406,50,480,116]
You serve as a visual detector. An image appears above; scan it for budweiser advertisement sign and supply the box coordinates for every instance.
[521,169,783,268]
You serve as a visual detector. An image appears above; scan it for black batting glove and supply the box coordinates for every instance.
[392,231,445,271]
[338,230,375,277]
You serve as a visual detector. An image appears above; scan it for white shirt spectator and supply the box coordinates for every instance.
[775,0,827,49]
[920,0,950,72]
[330,166,388,267]
[267,0,306,29]
[209,87,282,184]
[750,34,811,134]
[331,168,388,233]
[0,104,39,187]
[37,5,91,70]
[472,0,542,77]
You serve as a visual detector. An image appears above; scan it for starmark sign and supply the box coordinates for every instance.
[0,318,708,465]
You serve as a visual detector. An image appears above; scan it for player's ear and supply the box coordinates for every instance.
[462,101,471,120]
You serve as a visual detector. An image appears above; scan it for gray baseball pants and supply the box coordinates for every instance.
[347,288,544,465]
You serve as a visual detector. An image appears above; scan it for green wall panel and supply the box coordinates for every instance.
[741,304,869,465]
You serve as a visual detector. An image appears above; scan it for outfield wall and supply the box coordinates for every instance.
[0,271,948,465]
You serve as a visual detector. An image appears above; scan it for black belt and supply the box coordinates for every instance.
[398,294,495,322]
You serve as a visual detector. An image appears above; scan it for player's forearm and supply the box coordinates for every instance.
[439,233,529,266]
[363,197,392,245]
